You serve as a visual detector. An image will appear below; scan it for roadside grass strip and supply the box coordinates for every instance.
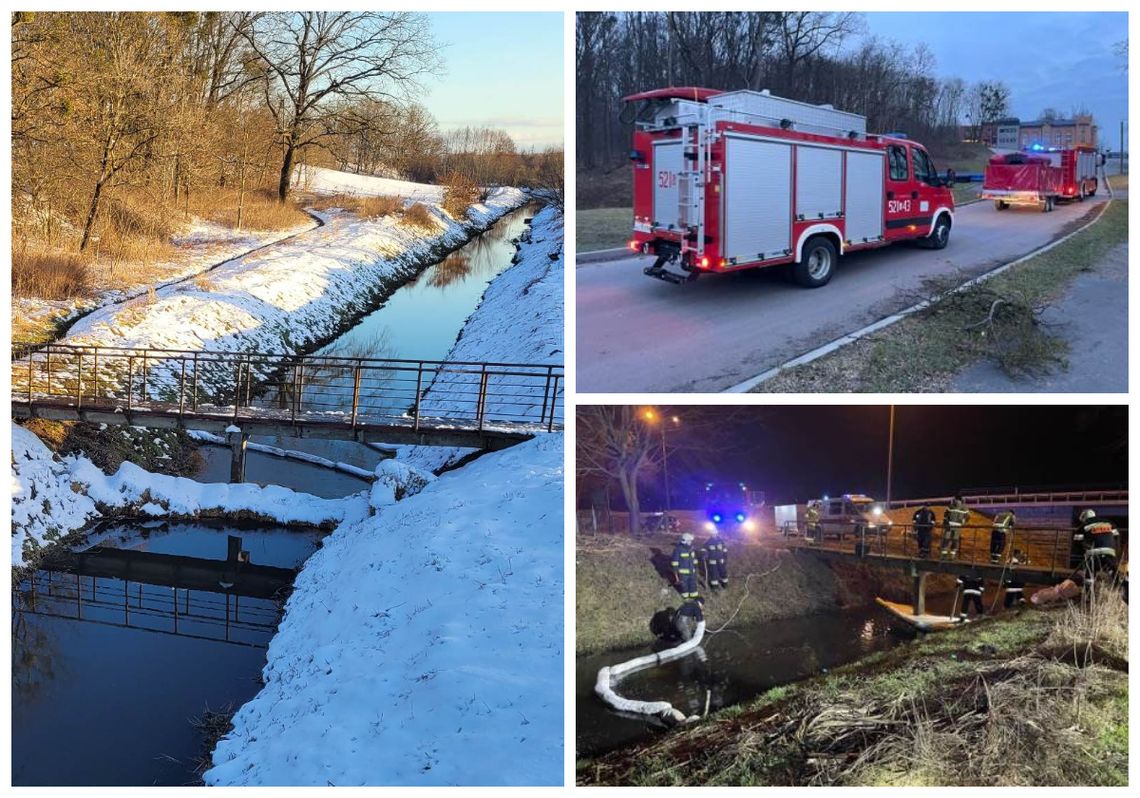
[740,198,1126,393]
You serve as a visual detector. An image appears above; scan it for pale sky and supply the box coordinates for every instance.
[857,12,1128,147]
[422,12,563,151]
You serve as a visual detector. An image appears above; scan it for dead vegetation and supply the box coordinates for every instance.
[441,171,480,218]
[581,586,1128,787]
[401,201,438,229]
[12,250,91,300]
[308,192,404,219]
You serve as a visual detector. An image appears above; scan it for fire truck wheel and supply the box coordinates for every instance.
[927,215,951,250]
[793,236,837,288]
[994,200,1009,211]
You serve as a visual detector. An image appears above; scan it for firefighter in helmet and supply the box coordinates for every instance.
[804,500,822,544]
[912,504,935,558]
[940,495,969,560]
[671,532,700,601]
[702,524,729,590]
[956,572,985,620]
[990,510,1016,564]
[1074,509,1121,590]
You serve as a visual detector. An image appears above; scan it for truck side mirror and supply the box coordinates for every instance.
[944,168,956,186]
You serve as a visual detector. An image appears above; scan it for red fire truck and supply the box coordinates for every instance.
[982,145,1099,212]
[982,152,1062,212]
[625,88,957,286]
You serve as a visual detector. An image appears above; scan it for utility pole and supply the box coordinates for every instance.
[886,405,895,506]
[1121,120,1127,175]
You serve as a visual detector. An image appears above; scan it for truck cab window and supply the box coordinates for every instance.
[912,148,937,185]
[888,146,908,181]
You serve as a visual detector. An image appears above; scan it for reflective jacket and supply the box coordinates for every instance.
[944,502,969,527]
[671,542,696,576]
[1074,519,1120,557]
[702,535,728,565]
[992,511,1015,531]
[956,575,984,595]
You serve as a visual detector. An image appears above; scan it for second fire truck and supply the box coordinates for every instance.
[625,87,957,286]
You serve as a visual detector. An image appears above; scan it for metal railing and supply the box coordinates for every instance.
[12,343,563,435]
[889,488,1128,509]
[13,570,279,648]
[798,521,1127,580]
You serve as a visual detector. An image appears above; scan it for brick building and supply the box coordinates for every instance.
[978,115,1098,149]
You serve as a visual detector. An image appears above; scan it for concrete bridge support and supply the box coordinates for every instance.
[228,430,250,483]
[911,568,930,615]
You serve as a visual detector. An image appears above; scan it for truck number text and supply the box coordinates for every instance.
[887,199,912,214]
[657,171,677,189]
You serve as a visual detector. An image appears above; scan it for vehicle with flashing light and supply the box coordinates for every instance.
[982,145,1100,212]
[815,493,892,541]
[703,481,759,535]
[623,87,956,287]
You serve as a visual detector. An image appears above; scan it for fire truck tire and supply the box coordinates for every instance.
[995,200,1009,211]
[793,236,837,288]
[926,214,951,250]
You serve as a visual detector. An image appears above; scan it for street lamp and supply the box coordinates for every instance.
[641,408,680,512]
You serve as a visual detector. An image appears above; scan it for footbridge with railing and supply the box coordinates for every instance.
[12,344,564,477]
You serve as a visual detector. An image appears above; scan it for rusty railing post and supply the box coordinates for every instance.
[290,361,301,423]
[539,366,552,426]
[191,352,199,411]
[45,349,52,395]
[92,347,99,403]
[179,358,187,417]
[350,360,363,428]
[548,374,560,432]
[75,351,83,409]
[127,357,134,413]
[27,354,33,402]
[413,363,424,431]
[141,351,148,403]
[476,365,489,431]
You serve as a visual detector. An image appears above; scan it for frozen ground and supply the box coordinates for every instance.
[295,164,445,204]
[205,433,564,786]
[10,423,355,567]
[399,204,565,473]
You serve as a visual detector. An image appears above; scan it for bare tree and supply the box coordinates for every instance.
[577,405,660,536]
[237,11,442,202]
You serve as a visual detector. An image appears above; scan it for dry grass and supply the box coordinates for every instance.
[12,249,91,299]
[202,187,310,230]
[308,192,403,219]
[442,171,479,218]
[401,201,438,230]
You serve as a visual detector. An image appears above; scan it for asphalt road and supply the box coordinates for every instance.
[576,195,1111,392]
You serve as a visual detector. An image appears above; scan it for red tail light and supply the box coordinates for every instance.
[628,240,638,251]
[699,256,709,268]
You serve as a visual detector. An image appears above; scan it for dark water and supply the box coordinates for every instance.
[189,203,538,497]
[576,605,910,757]
[11,521,323,786]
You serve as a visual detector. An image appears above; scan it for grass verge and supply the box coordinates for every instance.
[757,198,1128,392]
[19,419,202,478]
[577,207,632,253]
[579,587,1127,786]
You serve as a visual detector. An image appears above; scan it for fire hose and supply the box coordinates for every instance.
[594,620,707,725]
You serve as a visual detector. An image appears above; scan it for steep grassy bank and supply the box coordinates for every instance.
[579,589,1127,786]
[576,533,927,656]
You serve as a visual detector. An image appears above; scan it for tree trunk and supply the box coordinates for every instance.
[79,178,106,253]
[277,141,296,203]
[619,469,641,537]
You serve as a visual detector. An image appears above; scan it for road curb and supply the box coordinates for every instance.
[577,247,629,264]
[724,197,1116,393]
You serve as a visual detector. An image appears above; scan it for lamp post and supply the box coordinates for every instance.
[642,408,680,512]
[886,405,895,506]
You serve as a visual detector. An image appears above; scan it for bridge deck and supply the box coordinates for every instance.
[12,343,563,447]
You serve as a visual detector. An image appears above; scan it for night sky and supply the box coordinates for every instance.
[584,405,1127,509]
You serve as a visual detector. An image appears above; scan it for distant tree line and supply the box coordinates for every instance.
[12,11,561,258]
[577,11,1012,170]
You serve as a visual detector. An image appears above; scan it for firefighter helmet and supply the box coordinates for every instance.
[1079,509,1096,523]
[681,532,695,545]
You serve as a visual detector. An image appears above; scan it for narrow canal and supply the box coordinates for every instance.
[11,521,323,786]
[190,201,540,493]
[576,604,911,758]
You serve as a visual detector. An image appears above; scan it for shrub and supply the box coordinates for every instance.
[400,202,437,229]
[309,193,404,219]
[12,250,90,299]
[441,171,480,218]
